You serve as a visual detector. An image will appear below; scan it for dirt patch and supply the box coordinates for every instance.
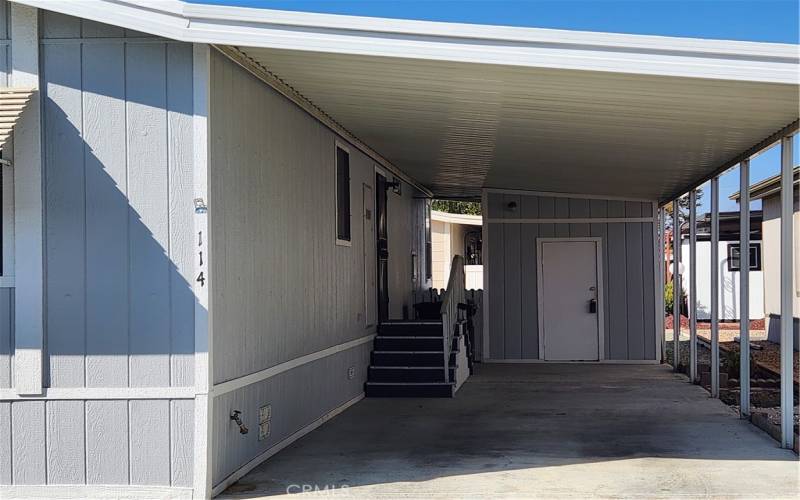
[664,315,765,331]
[665,339,799,444]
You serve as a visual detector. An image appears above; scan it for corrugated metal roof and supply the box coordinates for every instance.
[233,46,798,200]
[0,88,35,150]
[15,0,800,200]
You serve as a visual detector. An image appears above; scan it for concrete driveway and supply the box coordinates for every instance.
[221,363,799,499]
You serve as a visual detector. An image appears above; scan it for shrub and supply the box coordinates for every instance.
[665,281,687,315]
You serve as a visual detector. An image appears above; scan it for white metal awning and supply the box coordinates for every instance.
[17,0,800,201]
[0,88,35,151]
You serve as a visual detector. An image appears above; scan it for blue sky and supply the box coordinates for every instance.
[192,0,799,210]
[190,0,799,43]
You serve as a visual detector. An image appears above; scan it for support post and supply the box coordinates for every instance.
[672,200,681,371]
[11,3,43,395]
[779,135,794,449]
[689,190,698,383]
[710,177,720,398]
[739,159,750,417]
[659,207,666,362]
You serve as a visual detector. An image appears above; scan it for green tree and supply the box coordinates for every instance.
[431,200,481,215]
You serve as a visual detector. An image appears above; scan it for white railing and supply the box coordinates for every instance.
[440,255,465,381]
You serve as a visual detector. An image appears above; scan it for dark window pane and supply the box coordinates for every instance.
[336,147,350,241]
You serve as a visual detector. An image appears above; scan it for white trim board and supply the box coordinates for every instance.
[0,485,192,499]
[13,0,799,84]
[210,393,364,497]
[192,42,214,500]
[484,188,657,203]
[0,386,195,401]
[211,334,376,396]
[536,237,605,362]
[11,2,44,396]
[485,217,654,224]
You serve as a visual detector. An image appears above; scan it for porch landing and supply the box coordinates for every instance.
[222,364,798,499]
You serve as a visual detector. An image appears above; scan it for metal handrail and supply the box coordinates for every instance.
[440,255,465,382]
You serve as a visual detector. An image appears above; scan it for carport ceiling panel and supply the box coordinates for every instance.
[238,47,799,200]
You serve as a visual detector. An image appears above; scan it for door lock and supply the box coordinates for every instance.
[589,298,597,314]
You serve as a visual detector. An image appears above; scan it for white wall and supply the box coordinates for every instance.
[682,240,765,321]
[761,193,799,347]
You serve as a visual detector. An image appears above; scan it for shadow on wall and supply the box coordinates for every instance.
[14,40,204,388]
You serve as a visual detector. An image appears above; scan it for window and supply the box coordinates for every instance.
[335,144,351,243]
[425,201,432,280]
[727,243,761,272]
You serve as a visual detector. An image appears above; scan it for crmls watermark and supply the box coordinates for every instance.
[286,483,350,494]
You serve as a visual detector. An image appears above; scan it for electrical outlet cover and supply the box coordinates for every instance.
[259,404,271,423]
[347,366,356,380]
[259,421,271,441]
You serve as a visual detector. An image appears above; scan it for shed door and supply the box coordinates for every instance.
[540,240,600,361]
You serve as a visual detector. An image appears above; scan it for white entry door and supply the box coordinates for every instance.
[538,239,602,361]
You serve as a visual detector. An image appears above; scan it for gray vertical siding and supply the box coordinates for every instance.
[208,49,428,487]
[209,48,426,383]
[211,342,371,484]
[40,10,195,389]
[0,0,9,86]
[486,191,657,361]
[0,12,195,488]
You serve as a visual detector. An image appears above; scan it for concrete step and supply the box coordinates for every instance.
[378,322,443,337]
[371,351,454,367]
[374,336,444,352]
[364,381,454,398]
[368,365,455,383]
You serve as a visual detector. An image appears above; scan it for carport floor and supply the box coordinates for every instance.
[221,363,799,499]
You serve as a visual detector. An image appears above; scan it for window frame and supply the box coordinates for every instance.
[334,141,352,246]
[726,242,761,272]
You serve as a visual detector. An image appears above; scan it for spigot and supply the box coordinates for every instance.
[230,410,248,434]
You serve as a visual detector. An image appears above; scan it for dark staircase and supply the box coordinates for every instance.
[365,321,459,397]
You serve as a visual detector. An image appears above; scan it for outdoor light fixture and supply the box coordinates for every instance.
[386,178,402,195]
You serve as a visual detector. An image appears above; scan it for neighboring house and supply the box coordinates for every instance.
[431,210,482,290]
[679,211,765,321]
[0,1,795,498]
[731,167,799,349]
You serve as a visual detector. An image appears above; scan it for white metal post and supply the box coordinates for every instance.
[689,190,698,383]
[779,136,794,449]
[659,207,666,362]
[672,200,681,371]
[710,177,720,398]
[739,159,750,417]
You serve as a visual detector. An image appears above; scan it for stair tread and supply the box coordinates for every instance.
[376,335,443,339]
[369,365,456,369]
[366,381,454,386]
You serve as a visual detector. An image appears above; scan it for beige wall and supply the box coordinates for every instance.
[431,220,450,289]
